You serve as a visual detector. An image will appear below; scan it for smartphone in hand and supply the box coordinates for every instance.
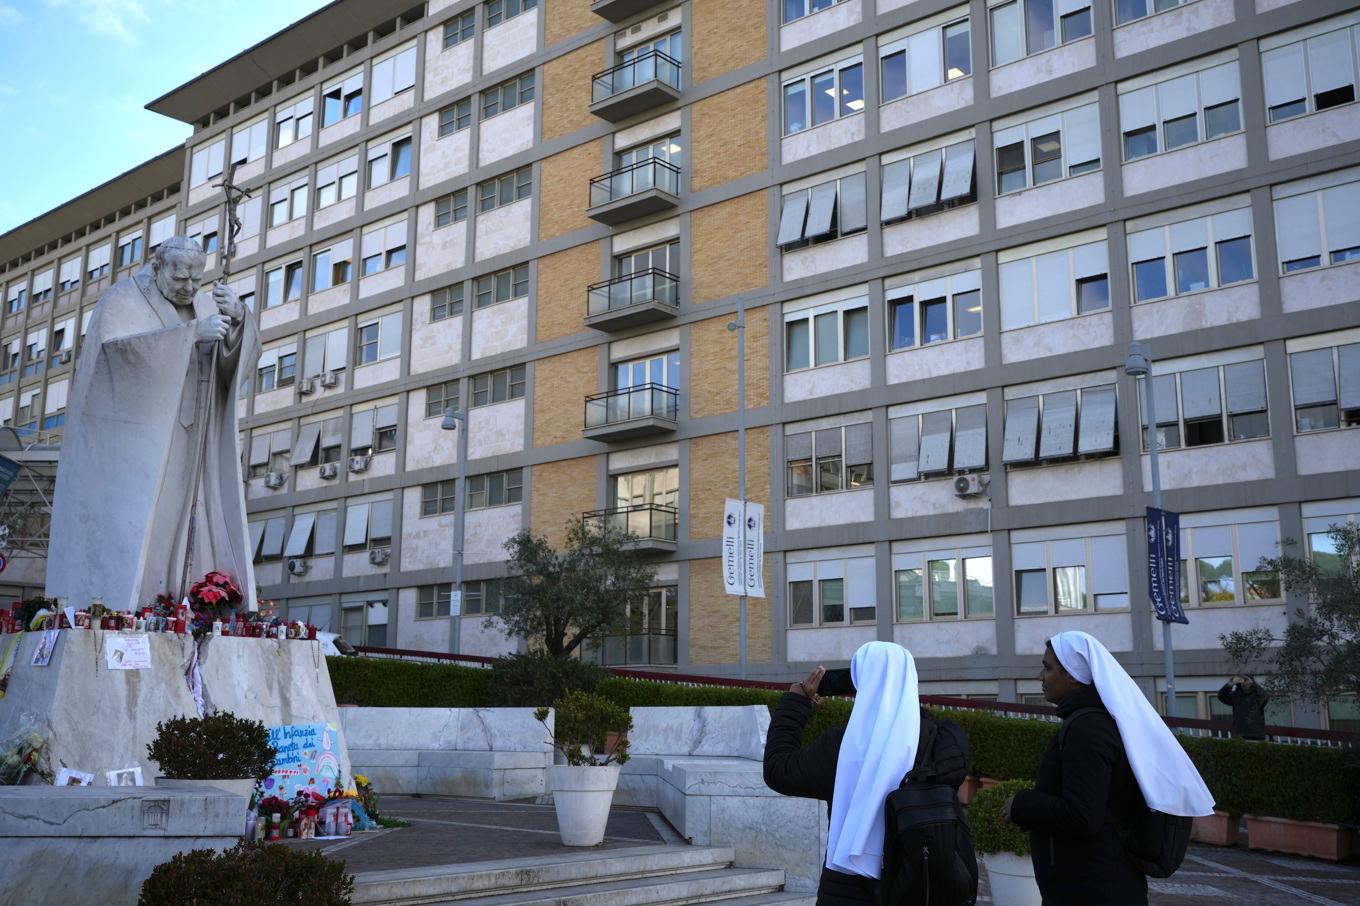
[819,668,855,697]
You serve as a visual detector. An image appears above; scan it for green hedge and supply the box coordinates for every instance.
[327,657,488,707]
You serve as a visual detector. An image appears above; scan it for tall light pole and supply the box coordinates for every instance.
[727,303,748,679]
[1125,342,1178,718]
[441,405,468,655]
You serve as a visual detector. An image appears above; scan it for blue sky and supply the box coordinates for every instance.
[0,0,331,235]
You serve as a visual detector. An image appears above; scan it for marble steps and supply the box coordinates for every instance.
[420,866,790,906]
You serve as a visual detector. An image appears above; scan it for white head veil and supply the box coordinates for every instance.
[1050,631,1214,817]
[826,641,921,878]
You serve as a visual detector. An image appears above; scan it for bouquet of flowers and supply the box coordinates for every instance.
[355,774,380,819]
[0,732,52,785]
[189,571,243,615]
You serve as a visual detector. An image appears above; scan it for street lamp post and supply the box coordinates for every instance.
[441,406,468,655]
[1125,342,1178,718]
[728,304,747,680]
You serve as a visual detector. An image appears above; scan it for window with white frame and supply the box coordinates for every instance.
[256,342,298,393]
[787,553,876,627]
[1115,0,1196,26]
[370,43,417,106]
[994,100,1100,194]
[237,196,263,240]
[425,379,460,418]
[889,400,988,480]
[783,54,863,135]
[247,424,292,478]
[116,232,142,269]
[322,70,364,127]
[268,173,309,228]
[1119,58,1241,161]
[275,95,314,150]
[470,364,526,407]
[783,0,850,25]
[57,256,80,294]
[777,172,867,250]
[148,215,174,254]
[23,328,46,377]
[311,239,354,293]
[1273,174,1360,273]
[250,514,287,562]
[1177,518,1282,607]
[435,189,469,227]
[360,221,408,276]
[443,9,476,48]
[316,155,360,209]
[292,414,345,467]
[477,167,532,213]
[475,264,528,309]
[49,318,73,368]
[189,138,225,187]
[355,310,403,366]
[482,72,535,119]
[1127,205,1254,303]
[784,295,869,371]
[1138,355,1269,450]
[5,283,25,315]
[468,468,523,509]
[350,400,399,455]
[85,243,111,282]
[1261,20,1360,124]
[264,260,304,309]
[30,269,53,304]
[367,133,413,188]
[421,479,458,516]
[430,285,464,322]
[887,268,983,350]
[989,0,1092,67]
[187,217,219,254]
[999,236,1109,329]
[303,324,349,377]
[1288,340,1360,433]
[438,98,473,137]
[1013,530,1130,614]
[1003,383,1117,464]
[895,545,994,621]
[786,420,872,497]
[882,138,976,223]
[881,15,971,103]
[231,118,268,166]
[486,0,535,28]
[344,496,394,551]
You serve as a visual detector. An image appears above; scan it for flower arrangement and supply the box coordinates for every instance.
[355,774,380,818]
[0,732,51,785]
[189,570,243,615]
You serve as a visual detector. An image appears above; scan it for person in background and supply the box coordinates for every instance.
[1218,675,1270,741]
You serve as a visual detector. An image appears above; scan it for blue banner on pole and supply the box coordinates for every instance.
[1147,506,1187,624]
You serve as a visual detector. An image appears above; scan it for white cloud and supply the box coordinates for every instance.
[0,84,17,97]
[46,0,150,43]
[0,4,24,27]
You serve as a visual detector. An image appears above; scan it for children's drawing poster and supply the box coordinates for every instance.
[262,723,343,800]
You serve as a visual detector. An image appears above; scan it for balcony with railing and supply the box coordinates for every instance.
[582,382,679,441]
[591,0,662,22]
[582,633,678,666]
[589,51,681,121]
[585,268,679,331]
[587,159,681,226]
[582,502,678,553]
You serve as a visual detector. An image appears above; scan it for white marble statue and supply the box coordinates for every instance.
[47,236,261,611]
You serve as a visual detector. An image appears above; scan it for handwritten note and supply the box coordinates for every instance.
[105,634,151,670]
[261,723,343,800]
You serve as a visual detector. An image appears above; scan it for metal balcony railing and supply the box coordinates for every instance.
[583,383,679,430]
[587,268,679,318]
[582,502,678,543]
[589,159,681,209]
[584,633,678,666]
[591,50,681,104]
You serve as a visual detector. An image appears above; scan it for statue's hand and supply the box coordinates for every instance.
[212,282,246,325]
[195,313,230,345]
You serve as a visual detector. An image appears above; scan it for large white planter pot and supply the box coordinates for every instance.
[547,764,621,847]
[983,851,1042,906]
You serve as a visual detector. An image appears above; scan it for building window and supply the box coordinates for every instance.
[438,98,473,137]
[990,0,1091,67]
[343,497,393,550]
[425,379,460,418]
[57,258,81,293]
[783,55,864,135]
[784,297,869,371]
[477,167,532,213]
[1288,342,1360,433]
[340,599,387,647]
[1261,22,1360,123]
[421,479,458,516]
[230,118,268,166]
[463,579,508,616]
[777,172,868,250]
[417,584,453,619]
[367,135,413,189]
[443,10,476,48]
[787,555,875,627]
[430,285,464,322]
[247,426,292,477]
[1119,61,1241,161]
[1128,207,1254,303]
[360,222,408,277]
[882,139,977,223]
[467,469,523,509]
[189,138,225,187]
[255,344,297,394]
[481,72,535,119]
[370,44,417,106]
[311,240,354,293]
[355,311,403,365]
[993,101,1101,194]
[887,270,982,351]
[1013,533,1130,615]
[1002,384,1117,465]
[1000,238,1109,329]
[1273,177,1360,274]
[1115,0,1196,26]
[322,71,364,127]
[889,403,988,481]
[1138,358,1269,451]
[350,403,399,455]
[435,189,469,227]
[274,97,314,150]
[896,554,994,621]
[264,261,304,309]
[268,175,309,228]
[6,286,26,314]
[783,0,849,24]
[470,364,526,407]
[475,264,528,309]
[785,422,872,497]
[486,0,536,28]
[1178,519,1282,607]
[251,515,288,562]
[881,18,971,104]
[316,156,359,209]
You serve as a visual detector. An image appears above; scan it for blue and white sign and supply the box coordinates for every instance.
[1147,506,1187,624]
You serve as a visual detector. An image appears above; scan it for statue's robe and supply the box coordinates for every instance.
[47,268,260,611]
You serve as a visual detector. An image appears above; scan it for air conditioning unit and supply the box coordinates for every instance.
[953,474,988,497]
[318,371,340,388]
[368,547,391,566]
[296,377,315,395]
[287,558,309,576]
[59,350,73,365]
[263,470,285,489]
[348,454,371,474]
[318,462,339,480]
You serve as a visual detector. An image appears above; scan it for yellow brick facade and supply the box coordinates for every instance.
[544,0,599,46]
[541,40,602,142]
[691,81,768,193]
[691,192,769,305]
[688,427,770,540]
[689,306,770,419]
[531,455,597,548]
[538,139,601,242]
[536,241,599,343]
[691,0,768,85]
[688,558,772,665]
[533,347,597,447]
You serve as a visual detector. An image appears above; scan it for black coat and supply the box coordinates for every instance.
[1010,685,1146,906]
[763,692,970,906]
[1218,682,1269,739]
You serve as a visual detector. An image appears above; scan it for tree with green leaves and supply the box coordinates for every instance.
[495,519,657,659]
[1220,523,1359,704]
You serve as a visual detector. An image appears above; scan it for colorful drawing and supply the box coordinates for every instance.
[263,723,343,800]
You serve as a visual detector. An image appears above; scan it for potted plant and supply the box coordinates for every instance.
[147,710,276,806]
[535,690,633,847]
[967,779,1041,906]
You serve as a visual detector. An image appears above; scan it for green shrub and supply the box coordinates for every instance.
[944,710,1056,781]
[146,712,275,781]
[1180,735,1358,823]
[967,780,1034,856]
[326,656,487,707]
[484,652,606,706]
[537,690,633,766]
[138,841,353,906]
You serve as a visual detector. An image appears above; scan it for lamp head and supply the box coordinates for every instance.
[1124,342,1150,377]
[441,406,462,431]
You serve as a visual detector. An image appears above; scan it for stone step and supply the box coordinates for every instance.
[691,891,817,906]
[424,867,789,906]
[352,844,738,905]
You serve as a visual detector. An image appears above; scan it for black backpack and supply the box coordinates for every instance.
[875,718,979,906]
[1058,707,1192,879]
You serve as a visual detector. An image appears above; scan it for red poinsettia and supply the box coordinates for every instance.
[188,570,243,614]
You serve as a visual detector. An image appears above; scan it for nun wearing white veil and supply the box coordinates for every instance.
[1004,631,1214,905]
[763,641,970,905]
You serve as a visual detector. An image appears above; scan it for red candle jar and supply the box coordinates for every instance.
[308,625,317,640]
[173,618,186,634]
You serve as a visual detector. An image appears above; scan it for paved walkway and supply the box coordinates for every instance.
[288,796,1360,905]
